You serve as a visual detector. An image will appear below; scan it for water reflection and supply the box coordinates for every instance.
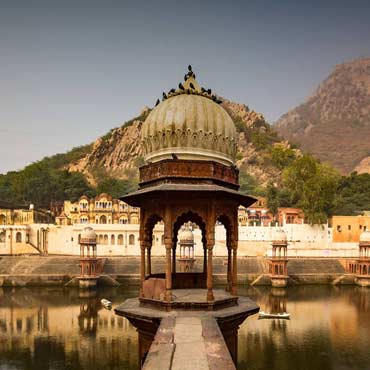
[238,286,370,370]
[0,287,139,370]
[1,286,369,370]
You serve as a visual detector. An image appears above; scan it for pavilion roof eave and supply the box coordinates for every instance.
[120,183,257,208]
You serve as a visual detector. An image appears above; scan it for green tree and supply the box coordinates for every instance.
[283,155,339,224]
[333,172,370,215]
[96,178,137,199]
[270,145,296,169]
[239,169,265,196]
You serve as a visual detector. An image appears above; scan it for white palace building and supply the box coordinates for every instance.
[0,221,358,258]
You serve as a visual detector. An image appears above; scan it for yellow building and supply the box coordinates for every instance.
[0,204,52,225]
[332,215,370,243]
[58,193,140,225]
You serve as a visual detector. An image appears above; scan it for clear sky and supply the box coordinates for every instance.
[1,0,370,174]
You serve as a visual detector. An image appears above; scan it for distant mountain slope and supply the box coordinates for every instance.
[275,57,370,174]
[66,99,287,186]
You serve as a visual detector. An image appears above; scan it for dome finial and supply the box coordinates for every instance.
[183,65,201,92]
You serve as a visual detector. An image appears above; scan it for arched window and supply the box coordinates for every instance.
[117,234,123,245]
[100,215,107,224]
[130,216,138,224]
[16,232,22,243]
[161,234,165,245]
[98,235,104,244]
[103,234,108,245]
[111,235,115,245]
[129,234,135,245]
[0,214,6,225]
[0,231,5,243]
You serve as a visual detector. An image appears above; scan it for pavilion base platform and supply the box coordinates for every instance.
[78,276,98,289]
[115,294,259,369]
[140,289,238,311]
[355,275,370,287]
[270,275,289,288]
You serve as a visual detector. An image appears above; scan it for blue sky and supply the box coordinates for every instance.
[1,0,370,173]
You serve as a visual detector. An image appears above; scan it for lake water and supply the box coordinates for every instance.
[0,285,369,370]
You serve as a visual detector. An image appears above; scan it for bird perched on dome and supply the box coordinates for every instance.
[155,99,160,106]
[162,92,167,100]
[179,83,184,90]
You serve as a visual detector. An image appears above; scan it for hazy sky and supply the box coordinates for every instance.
[1,0,370,174]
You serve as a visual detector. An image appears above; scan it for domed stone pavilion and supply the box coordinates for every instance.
[79,226,100,289]
[122,68,256,306]
[269,228,289,288]
[116,68,259,368]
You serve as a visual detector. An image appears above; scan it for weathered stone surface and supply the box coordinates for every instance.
[0,256,348,287]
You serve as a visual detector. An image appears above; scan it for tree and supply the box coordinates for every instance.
[283,155,339,224]
[239,169,265,196]
[333,172,370,215]
[266,182,280,223]
[96,178,137,199]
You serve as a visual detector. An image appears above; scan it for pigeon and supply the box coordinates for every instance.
[155,99,160,106]
[179,83,185,90]
[171,153,178,160]
[188,65,192,72]
[189,82,195,90]
[201,87,206,93]
[207,89,211,95]
[162,92,167,99]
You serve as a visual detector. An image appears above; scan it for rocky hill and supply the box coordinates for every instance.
[66,99,286,187]
[275,57,370,174]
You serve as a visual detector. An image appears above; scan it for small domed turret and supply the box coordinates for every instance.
[272,228,287,244]
[179,226,194,244]
[359,230,370,245]
[80,227,97,245]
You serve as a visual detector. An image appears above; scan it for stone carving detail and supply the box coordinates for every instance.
[142,127,237,162]
[140,159,239,188]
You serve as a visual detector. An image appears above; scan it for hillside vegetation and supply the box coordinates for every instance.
[1,93,370,222]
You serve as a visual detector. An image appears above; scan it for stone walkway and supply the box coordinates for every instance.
[143,315,236,370]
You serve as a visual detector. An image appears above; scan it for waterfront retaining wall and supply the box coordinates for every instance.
[0,256,348,287]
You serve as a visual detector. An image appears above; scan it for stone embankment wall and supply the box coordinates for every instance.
[0,256,347,287]
[1,224,359,257]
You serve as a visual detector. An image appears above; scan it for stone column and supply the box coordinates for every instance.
[165,242,172,301]
[203,245,207,274]
[227,246,232,292]
[231,242,238,296]
[207,238,215,302]
[164,206,172,302]
[172,245,176,274]
[140,241,146,297]
[146,244,151,276]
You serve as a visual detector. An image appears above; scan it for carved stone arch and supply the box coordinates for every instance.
[144,213,163,247]
[172,210,207,250]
